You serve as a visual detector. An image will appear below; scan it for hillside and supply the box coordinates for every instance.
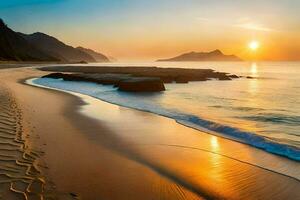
[157,50,242,62]
[0,19,58,61]
[0,18,110,63]
[76,47,109,62]
[19,32,96,63]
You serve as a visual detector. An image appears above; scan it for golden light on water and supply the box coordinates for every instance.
[210,136,219,151]
[250,62,258,76]
[249,40,260,51]
[249,63,259,94]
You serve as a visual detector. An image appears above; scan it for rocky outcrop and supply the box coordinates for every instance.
[40,66,240,83]
[118,77,165,92]
[42,73,165,92]
[41,66,241,92]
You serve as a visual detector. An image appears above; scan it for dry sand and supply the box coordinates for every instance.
[0,84,46,199]
[0,67,299,200]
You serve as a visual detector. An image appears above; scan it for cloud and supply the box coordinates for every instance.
[234,22,274,32]
[196,16,275,32]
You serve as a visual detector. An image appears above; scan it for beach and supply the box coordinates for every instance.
[0,67,299,199]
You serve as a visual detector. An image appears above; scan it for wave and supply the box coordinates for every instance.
[239,114,300,126]
[209,105,265,112]
[32,78,300,161]
[176,116,300,161]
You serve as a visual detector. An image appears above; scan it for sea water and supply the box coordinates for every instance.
[33,61,300,161]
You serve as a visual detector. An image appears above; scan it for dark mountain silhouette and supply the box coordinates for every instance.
[19,32,96,63]
[0,19,111,62]
[0,19,58,61]
[157,49,242,62]
[76,47,109,62]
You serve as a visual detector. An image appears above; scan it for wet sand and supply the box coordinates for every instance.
[0,67,299,199]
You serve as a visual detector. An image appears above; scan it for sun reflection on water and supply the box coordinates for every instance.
[248,62,260,95]
[250,62,258,77]
[210,136,219,151]
[209,136,224,185]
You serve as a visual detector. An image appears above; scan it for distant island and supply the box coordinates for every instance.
[0,19,109,63]
[157,49,242,62]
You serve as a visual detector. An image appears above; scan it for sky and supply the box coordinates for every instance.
[0,0,300,61]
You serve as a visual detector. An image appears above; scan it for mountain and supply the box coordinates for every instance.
[0,19,111,62]
[0,19,58,61]
[76,47,109,62]
[157,50,242,62]
[19,32,96,63]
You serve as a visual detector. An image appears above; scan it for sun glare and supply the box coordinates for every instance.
[249,40,260,51]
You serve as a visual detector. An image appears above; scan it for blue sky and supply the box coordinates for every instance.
[1,0,299,60]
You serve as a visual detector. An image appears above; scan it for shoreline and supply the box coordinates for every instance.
[28,77,300,180]
[36,79,300,199]
[33,76,300,162]
[1,68,299,199]
[29,79,300,199]
[2,68,206,199]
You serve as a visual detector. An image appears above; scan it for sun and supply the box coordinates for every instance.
[249,40,260,51]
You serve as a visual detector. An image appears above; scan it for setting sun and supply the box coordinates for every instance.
[249,40,260,51]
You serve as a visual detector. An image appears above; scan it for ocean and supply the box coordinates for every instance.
[33,61,300,161]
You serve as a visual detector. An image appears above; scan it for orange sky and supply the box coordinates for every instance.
[2,0,300,61]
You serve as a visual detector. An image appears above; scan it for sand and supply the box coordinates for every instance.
[0,80,48,199]
[0,67,299,199]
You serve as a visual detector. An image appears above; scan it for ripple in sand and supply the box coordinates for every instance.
[0,87,46,199]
